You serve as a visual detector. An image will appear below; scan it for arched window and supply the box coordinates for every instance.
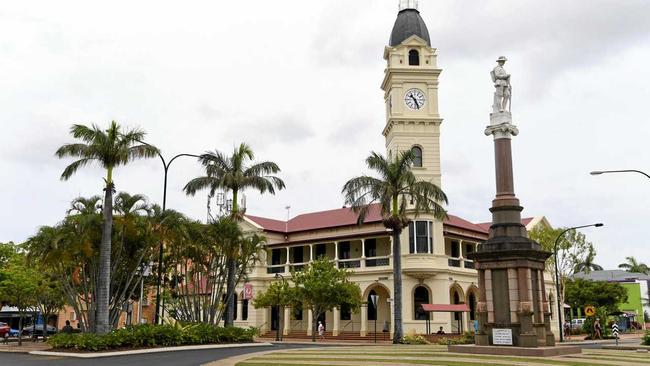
[367,290,377,320]
[409,49,420,66]
[411,146,422,167]
[242,299,249,321]
[453,292,461,321]
[413,286,429,320]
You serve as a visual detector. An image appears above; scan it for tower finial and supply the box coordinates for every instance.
[399,0,419,11]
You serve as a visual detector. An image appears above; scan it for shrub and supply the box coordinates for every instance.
[642,330,650,346]
[401,334,429,344]
[435,332,474,345]
[47,323,256,351]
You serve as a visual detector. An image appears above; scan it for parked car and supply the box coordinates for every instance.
[0,322,9,337]
[9,328,21,337]
[571,318,586,330]
[22,324,58,337]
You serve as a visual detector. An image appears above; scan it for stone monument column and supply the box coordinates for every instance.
[467,57,554,348]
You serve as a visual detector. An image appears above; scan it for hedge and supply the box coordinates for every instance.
[47,323,258,351]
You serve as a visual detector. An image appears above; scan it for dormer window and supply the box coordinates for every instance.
[408,49,420,66]
[411,146,422,167]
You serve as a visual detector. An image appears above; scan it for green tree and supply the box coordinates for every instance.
[573,247,603,274]
[55,121,158,333]
[342,150,447,343]
[291,259,362,342]
[564,278,628,314]
[0,255,40,346]
[35,275,66,342]
[529,226,596,323]
[618,256,650,275]
[184,143,285,326]
[253,279,295,341]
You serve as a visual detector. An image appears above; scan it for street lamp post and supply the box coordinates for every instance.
[590,170,650,180]
[554,223,603,342]
[150,149,200,325]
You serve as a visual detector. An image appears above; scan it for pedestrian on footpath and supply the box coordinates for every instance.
[318,321,325,341]
[593,318,602,340]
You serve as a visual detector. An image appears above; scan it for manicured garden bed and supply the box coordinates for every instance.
[47,323,257,352]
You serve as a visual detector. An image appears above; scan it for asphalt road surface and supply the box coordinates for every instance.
[3,344,316,366]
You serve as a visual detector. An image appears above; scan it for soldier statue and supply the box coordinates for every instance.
[491,56,511,113]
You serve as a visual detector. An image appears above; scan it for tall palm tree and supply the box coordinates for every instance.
[342,150,448,343]
[618,256,650,275]
[55,121,158,333]
[184,142,285,326]
[573,247,603,274]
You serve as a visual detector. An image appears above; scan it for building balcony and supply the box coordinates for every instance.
[448,258,461,267]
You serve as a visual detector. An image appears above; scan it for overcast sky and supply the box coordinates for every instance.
[1,0,649,270]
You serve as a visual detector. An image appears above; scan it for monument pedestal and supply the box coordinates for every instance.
[457,60,578,356]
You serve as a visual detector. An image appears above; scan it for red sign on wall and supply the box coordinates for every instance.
[244,283,253,300]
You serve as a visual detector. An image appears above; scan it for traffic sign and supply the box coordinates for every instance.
[612,323,619,345]
[584,306,596,317]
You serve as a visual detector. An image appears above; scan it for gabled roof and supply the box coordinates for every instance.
[246,203,491,235]
[477,217,535,232]
[445,214,489,234]
[246,204,383,234]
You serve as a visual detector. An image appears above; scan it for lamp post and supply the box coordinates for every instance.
[554,223,603,342]
[590,170,650,180]
[145,145,200,325]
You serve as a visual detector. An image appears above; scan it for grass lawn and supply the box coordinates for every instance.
[235,345,650,366]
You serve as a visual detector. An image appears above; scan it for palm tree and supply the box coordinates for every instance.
[618,256,650,275]
[55,121,158,333]
[184,142,285,326]
[573,247,603,274]
[342,150,448,343]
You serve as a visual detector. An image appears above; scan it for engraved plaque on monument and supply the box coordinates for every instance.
[492,329,513,346]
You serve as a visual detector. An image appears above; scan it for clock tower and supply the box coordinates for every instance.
[382,0,442,187]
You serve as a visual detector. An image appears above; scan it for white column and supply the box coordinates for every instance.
[458,240,464,259]
[389,298,395,338]
[361,239,366,268]
[236,300,243,322]
[309,244,313,262]
[334,241,339,260]
[360,304,368,336]
[307,309,313,336]
[283,306,291,336]
[333,307,340,336]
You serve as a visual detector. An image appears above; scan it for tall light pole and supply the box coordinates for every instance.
[590,170,650,180]
[554,223,603,342]
[142,142,200,325]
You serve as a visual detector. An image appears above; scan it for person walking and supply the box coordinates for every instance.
[593,318,602,340]
[563,320,571,339]
[317,321,325,341]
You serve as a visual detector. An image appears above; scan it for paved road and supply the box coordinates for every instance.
[3,344,316,366]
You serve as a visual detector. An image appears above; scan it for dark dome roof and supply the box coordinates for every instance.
[389,9,430,47]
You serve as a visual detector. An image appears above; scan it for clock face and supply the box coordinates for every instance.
[404,88,426,110]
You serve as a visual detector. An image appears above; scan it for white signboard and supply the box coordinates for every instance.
[492,328,513,345]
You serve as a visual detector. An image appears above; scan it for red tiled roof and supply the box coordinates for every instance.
[246,204,383,233]
[444,215,489,234]
[421,304,470,312]
[477,217,534,232]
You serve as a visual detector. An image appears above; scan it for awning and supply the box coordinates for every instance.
[421,304,470,312]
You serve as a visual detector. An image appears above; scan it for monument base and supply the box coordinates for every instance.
[448,344,581,357]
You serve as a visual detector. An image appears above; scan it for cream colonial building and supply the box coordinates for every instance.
[232,1,560,339]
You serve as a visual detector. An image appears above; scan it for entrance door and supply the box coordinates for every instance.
[271,306,280,331]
